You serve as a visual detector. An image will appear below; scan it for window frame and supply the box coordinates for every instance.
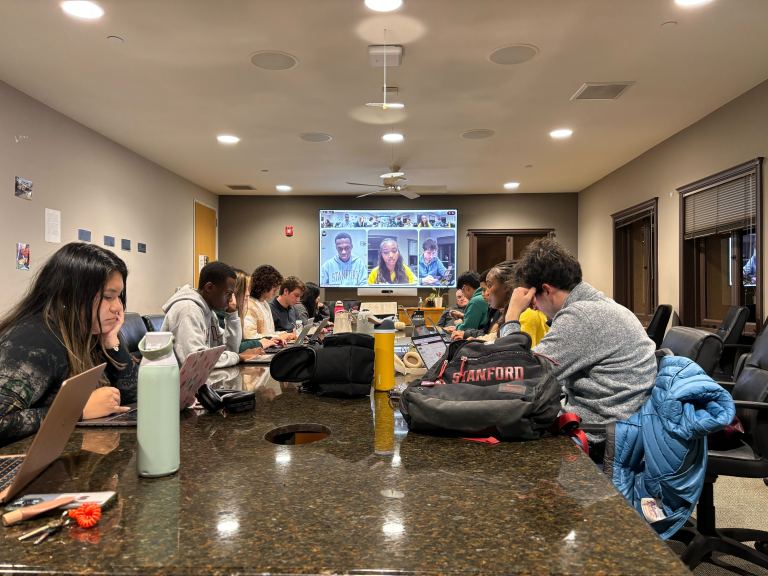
[678,158,763,332]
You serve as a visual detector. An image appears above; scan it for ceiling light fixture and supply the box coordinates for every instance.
[364,0,403,12]
[503,182,521,191]
[549,128,573,140]
[276,185,292,193]
[60,1,104,19]
[382,132,404,143]
[380,171,406,179]
[216,134,240,144]
[674,0,714,6]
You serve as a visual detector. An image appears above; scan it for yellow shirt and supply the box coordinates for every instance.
[520,309,549,347]
[368,265,416,284]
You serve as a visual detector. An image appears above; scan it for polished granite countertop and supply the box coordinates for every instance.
[0,365,690,575]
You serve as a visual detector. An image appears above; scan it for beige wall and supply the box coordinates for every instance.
[0,81,218,314]
[579,79,768,320]
[219,193,578,305]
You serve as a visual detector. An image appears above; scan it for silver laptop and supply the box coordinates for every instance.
[77,345,226,427]
[0,363,104,503]
[411,333,449,370]
[244,322,315,364]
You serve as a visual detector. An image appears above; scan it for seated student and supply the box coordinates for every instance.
[320,232,368,286]
[445,271,488,333]
[437,289,468,327]
[294,282,329,324]
[270,276,305,332]
[0,243,137,444]
[499,238,656,455]
[230,269,277,353]
[368,238,416,284]
[243,265,293,345]
[418,238,447,285]
[162,262,258,368]
[458,261,549,345]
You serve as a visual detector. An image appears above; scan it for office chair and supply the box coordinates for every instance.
[119,312,147,359]
[660,326,723,376]
[715,306,749,379]
[674,326,768,570]
[646,304,672,349]
[142,313,165,332]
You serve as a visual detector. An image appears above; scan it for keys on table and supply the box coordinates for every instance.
[17,511,71,544]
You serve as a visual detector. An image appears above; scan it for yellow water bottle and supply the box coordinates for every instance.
[374,318,396,391]
[373,391,395,454]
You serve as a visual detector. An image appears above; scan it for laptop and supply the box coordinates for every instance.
[0,363,104,504]
[77,345,226,427]
[244,321,321,364]
[411,332,449,371]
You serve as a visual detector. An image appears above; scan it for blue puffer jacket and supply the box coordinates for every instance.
[605,355,735,539]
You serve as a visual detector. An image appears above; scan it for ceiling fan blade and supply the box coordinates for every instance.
[405,185,447,193]
[346,181,383,188]
[398,187,421,200]
[356,189,382,199]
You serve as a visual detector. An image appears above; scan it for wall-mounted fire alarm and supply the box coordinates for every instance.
[284,225,294,237]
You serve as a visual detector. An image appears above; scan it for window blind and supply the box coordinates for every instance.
[683,172,756,239]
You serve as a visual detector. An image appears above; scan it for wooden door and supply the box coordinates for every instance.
[194,202,217,288]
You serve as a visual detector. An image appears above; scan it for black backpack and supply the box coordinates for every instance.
[269,333,374,397]
[399,332,562,440]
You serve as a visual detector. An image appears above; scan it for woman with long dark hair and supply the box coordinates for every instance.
[294,281,329,324]
[367,238,416,284]
[0,242,136,444]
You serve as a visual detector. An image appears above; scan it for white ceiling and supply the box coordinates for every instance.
[1,0,767,197]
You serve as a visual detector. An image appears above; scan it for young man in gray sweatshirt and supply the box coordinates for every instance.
[161,261,260,368]
[499,238,657,452]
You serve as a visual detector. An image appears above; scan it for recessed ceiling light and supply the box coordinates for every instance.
[382,132,404,143]
[216,134,240,145]
[276,185,293,193]
[674,0,714,6]
[60,1,104,20]
[503,182,520,191]
[364,0,403,12]
[365,102,405,110]
[549,128,573,140]
[250,51,299,71]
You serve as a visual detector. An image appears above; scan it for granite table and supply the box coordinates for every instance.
[0,365,690,575]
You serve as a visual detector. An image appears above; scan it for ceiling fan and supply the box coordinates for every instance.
[346,166,447,200]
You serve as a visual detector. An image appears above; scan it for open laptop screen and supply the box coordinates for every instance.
[411,333,448,370]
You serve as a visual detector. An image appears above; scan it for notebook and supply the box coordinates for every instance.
[0,363,104,504]
[76,345,225,427]
[411,333,449,370]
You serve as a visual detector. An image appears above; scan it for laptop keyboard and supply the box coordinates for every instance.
[0,456,24,491]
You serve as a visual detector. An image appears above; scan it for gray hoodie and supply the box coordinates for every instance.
[160,285,242,369]
[500,282,656,431]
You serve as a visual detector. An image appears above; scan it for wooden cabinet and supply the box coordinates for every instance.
[398,307,445,326]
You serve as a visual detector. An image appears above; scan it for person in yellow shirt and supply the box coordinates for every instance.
[468,260,549,345]
[368,238,416,284]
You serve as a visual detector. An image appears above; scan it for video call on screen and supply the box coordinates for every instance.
[319,209,458,288]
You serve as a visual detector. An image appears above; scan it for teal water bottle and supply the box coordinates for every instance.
[137,332,180,477]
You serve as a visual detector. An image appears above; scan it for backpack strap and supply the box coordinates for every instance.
[554,412,589,456]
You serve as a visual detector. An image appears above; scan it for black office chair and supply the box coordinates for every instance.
[119,312,147,359]
[646,304,672,349]
[674,326,768,571]
[715,306,749,379]
[660,326,723,376]
[142,313,165,332]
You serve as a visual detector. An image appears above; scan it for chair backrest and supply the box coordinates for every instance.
[660,326,723,376]
[715,305,749,346]
[120,312,147,355]
[645,304,672,349]
[733,326,768,457]
[142,313,165,332]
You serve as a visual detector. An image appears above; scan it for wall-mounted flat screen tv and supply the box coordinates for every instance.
[319,209,457,288]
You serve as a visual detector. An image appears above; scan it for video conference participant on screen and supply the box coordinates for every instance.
[418,238,446,285]
[320,232,368,286]
[368,238,416,285]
